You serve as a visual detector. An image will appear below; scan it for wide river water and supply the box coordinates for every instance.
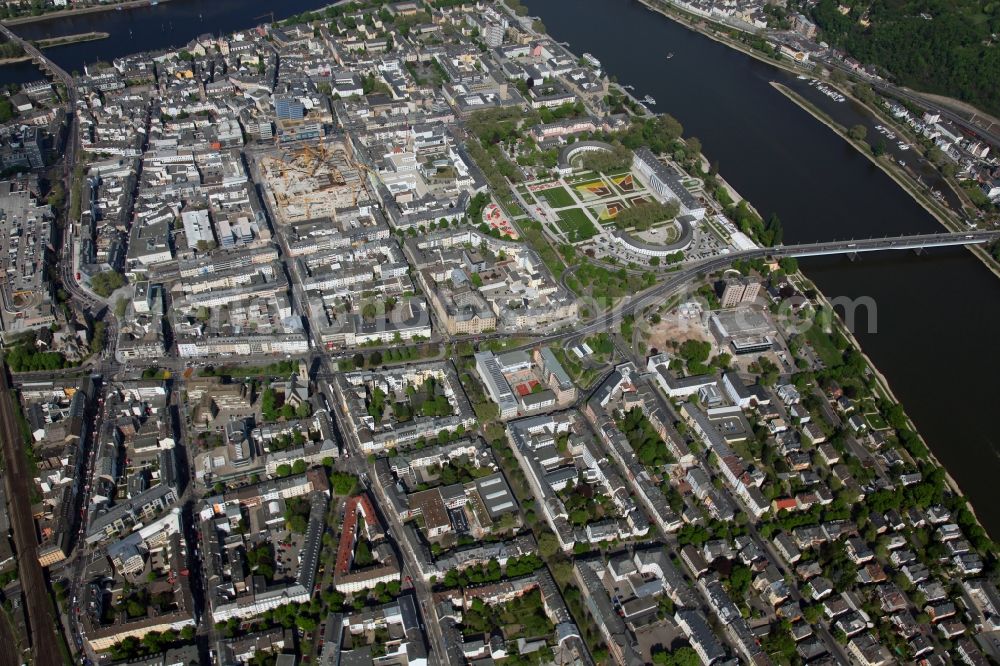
[0,0,334,82]
[2,0,998,537]
[525,0,1000,536]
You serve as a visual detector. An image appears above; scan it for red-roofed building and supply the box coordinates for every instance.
[772,498,799,513]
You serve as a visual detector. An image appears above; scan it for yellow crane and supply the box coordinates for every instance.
[348,157,374,206]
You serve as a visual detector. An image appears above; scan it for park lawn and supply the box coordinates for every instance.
[803,323,844,368]
[566,170,597,184]
[537,185,576,208]
[866,412,889,430]
[556,208,598,242]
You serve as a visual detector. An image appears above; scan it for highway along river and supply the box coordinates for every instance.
[529,0,1000,537]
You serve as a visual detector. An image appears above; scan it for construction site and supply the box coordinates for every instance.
[251,139,373,225]
[0,180,56,338]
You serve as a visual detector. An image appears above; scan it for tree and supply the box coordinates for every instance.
[926,145,948,167]
[355,539,375,567]
[0,98,14,123]
[261,387,278,421]
[728,564,752,598]
[810,0,1000,118]
[685,136,702,159]
[330,472,357,495]
[579,142,633,173]
[352,352,365,369]
[614,200,680,231]
[89,270,126,297]
[848,124,867,141]
[286,513,307,533]
[292,459,307,474]
[652,646,700,666]
[276,463,292,477]
[538,530,560,558]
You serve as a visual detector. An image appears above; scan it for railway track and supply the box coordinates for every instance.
[0,364,64,666]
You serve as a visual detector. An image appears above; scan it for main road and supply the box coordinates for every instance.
[316,353,451,665]
[513,230,1000,352]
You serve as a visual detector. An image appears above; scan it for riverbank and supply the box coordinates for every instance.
[531,0,1000,540]
[635,0,809,79]
[775,75,996,529]
[634,0,1000,277]
[1,0,169,26]
[773,81,1000,280]
[33,31,109,49]
[631,0,997,535]
[795,271,986,528]
[0,55,30,65]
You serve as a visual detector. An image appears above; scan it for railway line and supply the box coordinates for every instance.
[0,363,65,666]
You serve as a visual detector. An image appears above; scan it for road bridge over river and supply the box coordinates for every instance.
[513,229,1000,350]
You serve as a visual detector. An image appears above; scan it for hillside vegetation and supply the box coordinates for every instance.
[809,0,1000,117]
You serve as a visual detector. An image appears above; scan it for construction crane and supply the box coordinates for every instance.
[330,166,347,187]
[305,144,328,177]
[255,12,275,25]
[349,157,374,206]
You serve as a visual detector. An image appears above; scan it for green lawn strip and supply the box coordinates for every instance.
[803,323,843,368]
[537,185,576,208]
[556,208,598,241]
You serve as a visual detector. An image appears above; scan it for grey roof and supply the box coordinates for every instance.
[538,347,573,390]
[475,472,518,519]
[296,493,329,593]
[633,146,703,213]
[675,609,727,663]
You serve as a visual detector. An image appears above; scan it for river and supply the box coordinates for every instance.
[0,0,334,83]
[529,0,1000,537]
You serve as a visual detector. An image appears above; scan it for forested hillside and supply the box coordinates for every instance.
[809,0,1000,117]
